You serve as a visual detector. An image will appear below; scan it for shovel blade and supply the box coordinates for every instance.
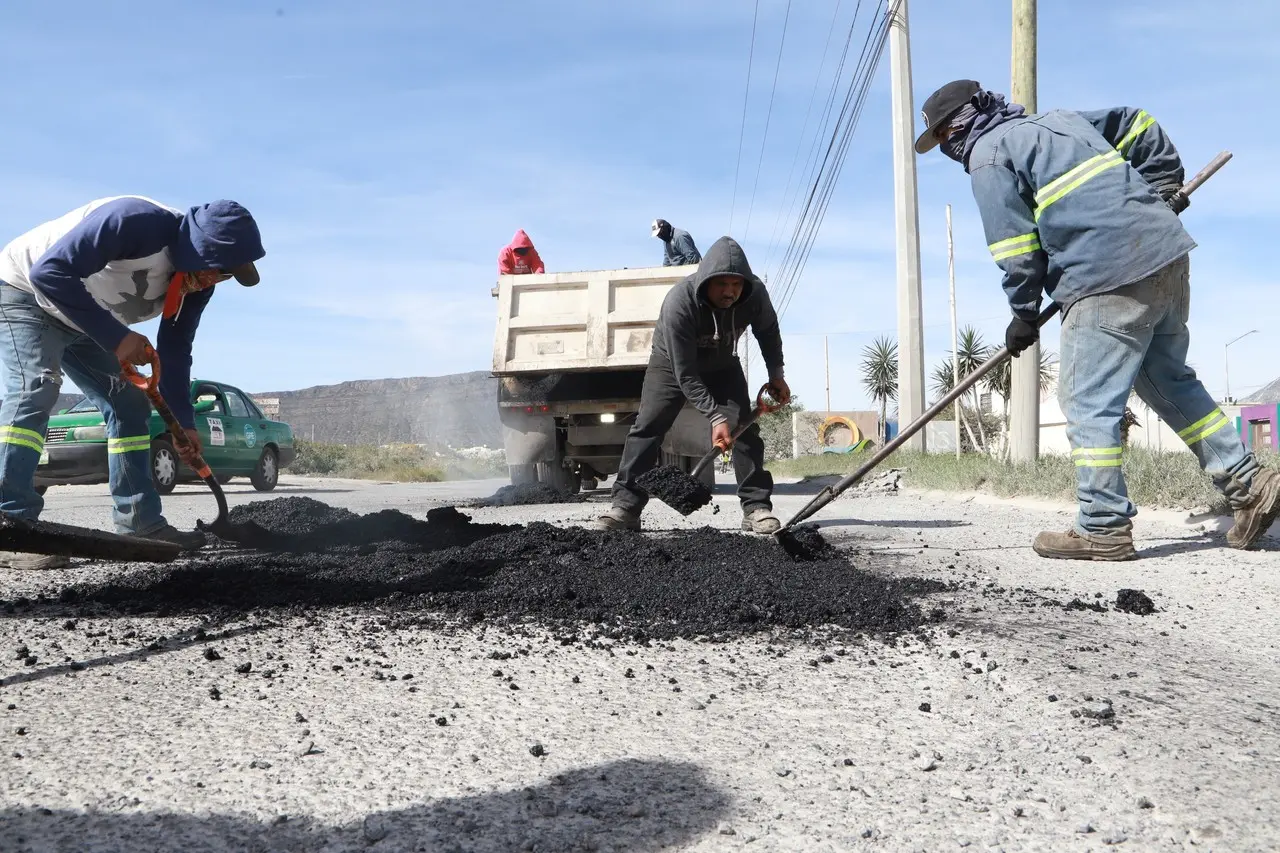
[0,515,181,563]
[635,465,713,516]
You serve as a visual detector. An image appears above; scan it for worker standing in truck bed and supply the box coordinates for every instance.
[652,219,701,266]
[597,236,790,534]
[497,229,545,275]
[915,79,1279,559]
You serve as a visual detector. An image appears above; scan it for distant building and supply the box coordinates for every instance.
[251,396,281,420]
[1237,374,1279,453]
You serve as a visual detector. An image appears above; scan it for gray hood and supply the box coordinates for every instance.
[689,236,759,302]
[648,236,785,424]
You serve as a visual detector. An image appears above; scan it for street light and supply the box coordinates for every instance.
[1225,330,1259,403]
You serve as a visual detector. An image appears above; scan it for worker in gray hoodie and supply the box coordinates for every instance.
[597,236,790,533]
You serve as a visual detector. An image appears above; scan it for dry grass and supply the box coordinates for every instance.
[768,446,1278,513]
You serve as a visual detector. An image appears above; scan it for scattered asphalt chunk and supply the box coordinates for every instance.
[636,466,712,516]
[473,483,584,507]
[1115,589,1156,615]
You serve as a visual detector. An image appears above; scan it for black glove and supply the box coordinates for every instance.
[1165,190,1189,215]
[1005,317,1039,357]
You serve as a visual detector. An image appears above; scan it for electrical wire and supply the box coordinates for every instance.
[728,0,761,234]
[760,0,846,275]
[772,1,894,320]
[742,0,792,241]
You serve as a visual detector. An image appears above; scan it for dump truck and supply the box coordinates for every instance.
[491,264,717,493]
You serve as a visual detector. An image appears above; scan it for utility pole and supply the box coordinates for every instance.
[889,0,926,451]
[823,335,832,414]
[1008,0,1039,463]
[947,204,961,459]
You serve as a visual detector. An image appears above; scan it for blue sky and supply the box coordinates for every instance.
[2,0,1277,411]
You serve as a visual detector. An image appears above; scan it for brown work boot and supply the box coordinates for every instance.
[0,551,71,570]
[741,508,781,534]
[1032,528,1136,561]
[1227,467,1280,550]
[594,506,641,532]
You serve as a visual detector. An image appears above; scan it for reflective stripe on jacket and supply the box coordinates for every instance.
[968,108,1196,319]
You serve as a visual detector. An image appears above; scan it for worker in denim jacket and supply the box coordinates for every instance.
[916,79,1278,559]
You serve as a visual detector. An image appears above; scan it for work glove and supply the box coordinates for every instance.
[1005,317,1039,357]
[1165,191,1189,215]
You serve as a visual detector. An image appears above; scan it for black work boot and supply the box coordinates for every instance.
[1227,468,1280,550]
[131,524,207,552]
[1032,527,1136,561]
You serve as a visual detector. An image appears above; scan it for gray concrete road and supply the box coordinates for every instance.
[2,475,1277,852]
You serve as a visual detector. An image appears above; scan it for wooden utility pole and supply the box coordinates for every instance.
[1008,0,1040,462]
[889,0,926,451]
[947,204,961,459]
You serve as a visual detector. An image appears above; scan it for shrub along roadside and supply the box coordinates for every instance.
[767,446,1279,514]
[289,440,506,482]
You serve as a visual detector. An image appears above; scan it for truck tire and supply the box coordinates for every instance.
[509,464,538,486]
[537,461,581,495]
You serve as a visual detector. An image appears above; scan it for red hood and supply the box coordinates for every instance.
[507,229,535,251]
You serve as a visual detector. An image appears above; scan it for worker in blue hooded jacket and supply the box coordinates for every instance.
[0,196,266,569]
[915,80,1278,559]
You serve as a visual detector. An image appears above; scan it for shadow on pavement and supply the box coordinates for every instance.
[0,622,270,689]
[1139,535,1277,559]
[0,758,731,853]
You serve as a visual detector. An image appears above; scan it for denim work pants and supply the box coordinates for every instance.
[612,360,773,514]
[0,283,166,534]
[1058,255,1258,534]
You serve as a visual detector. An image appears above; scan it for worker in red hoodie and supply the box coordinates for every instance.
[497,229,545,275]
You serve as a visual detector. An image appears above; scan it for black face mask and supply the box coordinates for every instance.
[940,129,968,164]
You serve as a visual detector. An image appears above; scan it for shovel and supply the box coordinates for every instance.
[637,383,785,515]
[774,150,1234,547]
[0,513,181,563]
[121,349,271,546]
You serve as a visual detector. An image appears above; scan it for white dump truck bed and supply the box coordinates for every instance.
[492,265,693,375]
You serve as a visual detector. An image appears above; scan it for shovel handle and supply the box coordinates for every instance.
[695,384,786,477]
[120,347,214,480]
[120,347,161,392]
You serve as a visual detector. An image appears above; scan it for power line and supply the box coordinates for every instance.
[742,0,793,241]
[728,0,761,235]
[747,1,895,371]
[761,0,845,275]
[779,21,890,318]
[769,0,878,310]
[766,1,864,281]
[773,2,894,319]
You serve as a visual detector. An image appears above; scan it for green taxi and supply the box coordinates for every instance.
[36,379,296,495]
